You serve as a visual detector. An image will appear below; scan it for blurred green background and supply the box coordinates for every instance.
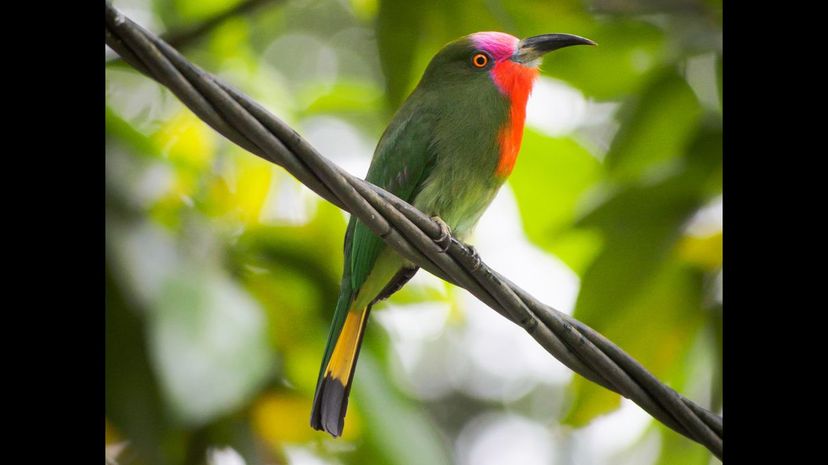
[105,0,722,464]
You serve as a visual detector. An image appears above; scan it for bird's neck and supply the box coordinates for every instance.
[490,61,539,178]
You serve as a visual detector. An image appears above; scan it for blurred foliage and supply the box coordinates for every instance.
[106,0,721,464]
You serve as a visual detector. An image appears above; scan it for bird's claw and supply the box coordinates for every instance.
[431,216,452,252]
[448,237,482,271]
[464,244,482,271]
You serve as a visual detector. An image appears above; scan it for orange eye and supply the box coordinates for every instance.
[472,53,489,68]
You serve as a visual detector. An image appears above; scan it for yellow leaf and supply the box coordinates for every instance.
[210,18,250,61]
[152,110,215,170]
[677,231,722,270]
[232,154,274,224]
[563,376,622,427]
[252,391,362,445]
[105,418,121,445]
[175,0,239,22]
[349,0,378,20]
[284,345,325,393]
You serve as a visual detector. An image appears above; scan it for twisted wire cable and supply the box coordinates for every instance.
[104,4,723,458]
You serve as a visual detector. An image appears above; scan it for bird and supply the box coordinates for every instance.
[310,31,595,437]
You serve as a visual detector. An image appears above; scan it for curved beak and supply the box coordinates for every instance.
[513,33,596,64]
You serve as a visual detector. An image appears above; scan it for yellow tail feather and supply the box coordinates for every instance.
[325,309,368,384]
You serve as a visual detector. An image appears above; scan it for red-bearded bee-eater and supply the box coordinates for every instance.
[310,31,595,436]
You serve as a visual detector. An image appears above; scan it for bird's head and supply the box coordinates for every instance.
[415,31,594,178]
[419,31,595,98]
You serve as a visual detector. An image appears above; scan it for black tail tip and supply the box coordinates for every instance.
[310,376,348,437]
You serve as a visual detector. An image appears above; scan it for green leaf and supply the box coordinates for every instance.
[564,126,721,424]
[502,0,591,32]
[573,177,702,325]
[508,130,603,273]
[572,123,721,323]
[564,375,622,427]
[385,281,446,306]
[715,53,723,111]
[604,70,703,182]
[106,107,160,158]
[542,20,667,99]
[298,81,386,132]
[208,16,251,60]
[510,132,601,243]
[709,304,723,413]
[376,0,430,109]
[172,0,241,23]
[655,422,712,465]
[564,262,706,425]
[551,229,605,276]
[232,200,346,313]
[301,81,384,115]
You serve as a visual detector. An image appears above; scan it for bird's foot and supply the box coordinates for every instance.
[431,216,452,252]
[451,239,482,271]
[464,243,482,271]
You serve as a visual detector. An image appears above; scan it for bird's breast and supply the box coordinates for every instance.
[413,130,506,238]
[410,75,530,237]
[413,171,501,240]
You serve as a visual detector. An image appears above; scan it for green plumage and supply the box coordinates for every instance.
[309,28,596,437]
[311,36,512,436]
[353,37,511,297]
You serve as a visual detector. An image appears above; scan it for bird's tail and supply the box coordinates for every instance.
[310,294,370,437]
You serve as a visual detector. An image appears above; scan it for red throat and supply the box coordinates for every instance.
[490,61,538,178]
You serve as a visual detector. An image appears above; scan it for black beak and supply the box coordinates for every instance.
[513,33,596,64]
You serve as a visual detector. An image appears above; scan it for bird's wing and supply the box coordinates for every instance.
[314,95,436,379]
[310,100,437,433]
[348,98,438,293]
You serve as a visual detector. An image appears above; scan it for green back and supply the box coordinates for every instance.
[349,36,511,292]
[318,35,511,372]
[315,88,440,377]
[349,95,440,291]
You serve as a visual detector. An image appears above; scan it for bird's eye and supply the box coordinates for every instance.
[471,53,489,68]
